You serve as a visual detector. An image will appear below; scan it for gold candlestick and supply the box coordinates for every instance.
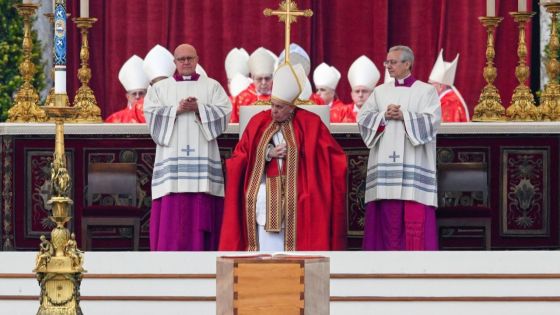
[71,17,102,123]
[507,12,539,121]
[7,3,47,123]
[472,16,506,122]
[43,13,71,110]
[36,102,85,314]
[539,2,560,121]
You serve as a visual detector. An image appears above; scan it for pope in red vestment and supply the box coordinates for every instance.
[105,98,146,123]
[219,108,347,251]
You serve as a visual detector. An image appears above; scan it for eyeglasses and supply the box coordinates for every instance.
[383,59,404,67]
[175,56,198,63]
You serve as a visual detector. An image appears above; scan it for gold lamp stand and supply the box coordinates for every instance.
[7,3,47,122]
[35,100,84,314]
[71,17,102,123]
[472,16,506,122]
[507,12,539,121]
[539,2,560,121]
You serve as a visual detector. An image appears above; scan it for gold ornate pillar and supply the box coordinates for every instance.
[71,17,102,123]
[539,2,560,121]
[35,104,84,315]
[7,3,47,122]
[506,12,538,121]
[472,16,506,122]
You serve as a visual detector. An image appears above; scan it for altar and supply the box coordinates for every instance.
[0,122,558,251]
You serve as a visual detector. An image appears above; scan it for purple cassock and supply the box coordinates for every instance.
[150,193,224,251]
[362,200,438,251]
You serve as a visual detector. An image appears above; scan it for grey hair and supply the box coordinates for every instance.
[389,45,414,70]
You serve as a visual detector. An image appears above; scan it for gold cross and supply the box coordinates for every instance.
[264,1,313,64]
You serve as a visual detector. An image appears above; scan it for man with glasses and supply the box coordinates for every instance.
[144,43,231,251]
[106,55,150,123]
[358,45,441,251]
[230,47,277,123]
[331,55,380,123]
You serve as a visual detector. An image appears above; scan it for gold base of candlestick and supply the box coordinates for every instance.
[507,11,538,121]
[71,17,102,123]
[8,3,47,123]
[539,82,560,120]
[472,16,506,122]
[36,97,84,315]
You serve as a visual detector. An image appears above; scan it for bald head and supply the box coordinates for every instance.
[174,44,199,76]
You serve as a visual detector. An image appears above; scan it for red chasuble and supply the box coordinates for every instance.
[230,84,272,123]
[105,98,146,123]
[309,93,325,105]
[219,108,348,251]
[440,90,468,122]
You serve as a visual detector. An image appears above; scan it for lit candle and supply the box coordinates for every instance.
[80,0,89,18]
[518,0,527,11]
[486,0,495,17]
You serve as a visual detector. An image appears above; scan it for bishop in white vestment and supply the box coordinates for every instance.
[358,45,441,251]
[144,44,231,251]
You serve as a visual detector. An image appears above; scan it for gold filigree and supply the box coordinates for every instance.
[2,137,13,250]
[507,12,539,121]
[71,17,102,123]
[472,17,506,122]
[8,3,47,123]
[539,3,560,121]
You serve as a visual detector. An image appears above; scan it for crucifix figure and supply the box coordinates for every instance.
[389,151,400,162]
[264,1,313,64]
[182,145,195,156]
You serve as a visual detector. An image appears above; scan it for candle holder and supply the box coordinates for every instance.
[472,16,506,122]
[539,2,560,121]
[506,12,539,121]
[43,13,71,110]
[71,17,102,123]
[7,3,47,123]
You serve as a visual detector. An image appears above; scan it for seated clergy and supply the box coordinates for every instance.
[143,44,176,86]
[219,63,347,251]
[106,55,150,123]
[331,55,380,123]
[224,47,250,101]
[312,63,346,114]
[428,49,469,122]
[230,47,277,123]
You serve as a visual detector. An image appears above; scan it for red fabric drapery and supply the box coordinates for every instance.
[64,0,530,119]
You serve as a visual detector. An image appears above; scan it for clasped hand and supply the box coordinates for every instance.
[268,143,287,159]
[177,97,198,114]
[385,104,403,121]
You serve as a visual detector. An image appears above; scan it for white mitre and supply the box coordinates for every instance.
[347,55,380,90]
[230,73,252,97]
[313,62,341,90]
[225,48,250,80]
[249,47,276,76]
[429,49,459,86]
[143,45,175,82]
[196,64,207,77]
[119,55,150,91]
[383,68,394,84]
[278,43,311,76]
[299,77,313,100]
[271,63,306,105]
